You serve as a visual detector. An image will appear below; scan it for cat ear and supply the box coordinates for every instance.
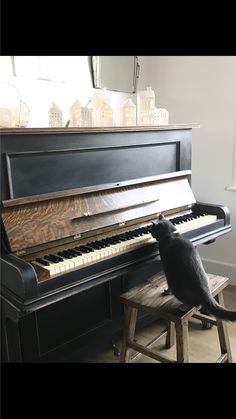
[159,213,165,220]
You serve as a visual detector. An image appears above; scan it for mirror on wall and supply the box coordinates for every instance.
[91,56,140,93]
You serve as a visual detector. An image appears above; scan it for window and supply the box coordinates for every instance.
[0,56,93,128]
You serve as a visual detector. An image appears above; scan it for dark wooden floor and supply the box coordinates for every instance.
[88,285,236,363]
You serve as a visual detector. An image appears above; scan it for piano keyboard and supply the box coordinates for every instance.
[31,213,217,277]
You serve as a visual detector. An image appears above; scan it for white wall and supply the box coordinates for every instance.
[140,56,236,284]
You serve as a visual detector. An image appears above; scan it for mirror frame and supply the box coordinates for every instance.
[90,56,140,93]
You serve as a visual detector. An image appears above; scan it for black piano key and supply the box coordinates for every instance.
[75,245,94,253]
[35,257,50,266]
[52,254,64,262]
[74,246,93,253]
[110,236,120,243]
[91,241,107,248]
[66,249,79,257]
[100,239,111,246]
[106,238,120,244]
[132,229,143,236]
[115,235,129,241]
[44,255,60,263]
[124,234,135,239]
[58,251,73,259]
[86,242,103,249]
[49,254,63,262]
[69,248,83,256]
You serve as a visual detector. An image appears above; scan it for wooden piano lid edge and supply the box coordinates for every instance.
[2,170,192,208]
[0,124,201,135]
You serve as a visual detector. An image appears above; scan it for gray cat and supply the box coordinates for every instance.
[151,214,236,321]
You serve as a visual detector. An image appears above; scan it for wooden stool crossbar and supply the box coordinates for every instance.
[120,272,233,363]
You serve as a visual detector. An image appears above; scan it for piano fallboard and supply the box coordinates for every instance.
[1,170,195,253]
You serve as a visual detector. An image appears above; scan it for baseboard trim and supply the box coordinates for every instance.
[202,258,236,286]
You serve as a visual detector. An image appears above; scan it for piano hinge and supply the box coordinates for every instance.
[74,234,82,240]
[16,249,26,256]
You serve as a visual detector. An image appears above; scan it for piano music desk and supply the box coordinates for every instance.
[120,272,233,363]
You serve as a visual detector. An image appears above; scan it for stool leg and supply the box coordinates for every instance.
[120,305,138,363]
[215,291,233,363]
[175,319,189,362]
[166,321,175,348]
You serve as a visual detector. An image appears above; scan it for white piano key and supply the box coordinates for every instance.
[32,261,60,276]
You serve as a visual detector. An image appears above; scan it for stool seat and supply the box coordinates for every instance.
[120,272,233,363]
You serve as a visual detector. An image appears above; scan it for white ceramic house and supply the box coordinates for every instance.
[92,89,114,126]
[0,106,17,127]
[48,103,63,127]
[154,108,169,125]
[81,106,93,127]
[0,103,29,128]
[99,102,113,127]
[69,100,82,127]
[119,98,136,126]
[137,86,156,126]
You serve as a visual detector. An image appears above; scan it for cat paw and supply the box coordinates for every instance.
[162,287,172,296]
[201,321,213,330]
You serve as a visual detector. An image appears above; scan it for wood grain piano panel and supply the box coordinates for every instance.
[1,175,196,252]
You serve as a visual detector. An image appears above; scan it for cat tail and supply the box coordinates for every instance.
[202,295,236,322]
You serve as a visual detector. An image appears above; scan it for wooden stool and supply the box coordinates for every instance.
[120,272,233,363]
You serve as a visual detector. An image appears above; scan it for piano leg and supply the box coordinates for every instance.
[1,296,23,362]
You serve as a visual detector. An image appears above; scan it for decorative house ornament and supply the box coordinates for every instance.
[81,106,93,127]
[69,99,82,127]
[92,89,113,126]
[81,100,94,127]
[48,103,63,127]
[119,98,136,126]
[137,86,155,126]
[0,104,29,128]
[100,102,113,127]
[154,108,169,125]
[68,100,95,127]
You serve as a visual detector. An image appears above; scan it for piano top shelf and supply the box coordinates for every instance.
[0,124,200,135]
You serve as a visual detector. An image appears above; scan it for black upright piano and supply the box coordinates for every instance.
[0,125,231,362]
